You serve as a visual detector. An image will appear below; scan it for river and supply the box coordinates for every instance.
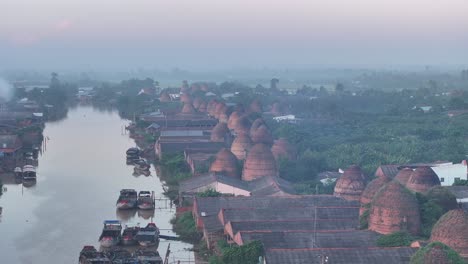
[0,106,193,263]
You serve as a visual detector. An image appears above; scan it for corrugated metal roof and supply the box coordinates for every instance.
[160,130,205,137]
[265,247,416,264]
[240,230,380,249]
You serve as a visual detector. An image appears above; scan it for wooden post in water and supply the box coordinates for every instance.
[163,243,171,264]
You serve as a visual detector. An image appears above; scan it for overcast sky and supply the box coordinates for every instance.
[1,0,467,70]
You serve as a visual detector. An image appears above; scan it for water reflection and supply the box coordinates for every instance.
[137,209,155,220]
[0,106,192,263]
[116,209,138,221]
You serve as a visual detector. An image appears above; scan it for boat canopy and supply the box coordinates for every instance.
[23,165,36,172]
[104,220,121,225]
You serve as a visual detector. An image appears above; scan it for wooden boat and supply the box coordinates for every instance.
[98,220,122,248]
[121,225,140,246]
[134,249,163,264]
[22,165,36,182]
[116,189,138,209]
[126,147,140,165]
[135,223,160,247]
[79,245,111,264]
[134,159,150,171]
[137,191,155,210]
[133,167,151,177]
[105,248,136,263]
[126,147,140,156]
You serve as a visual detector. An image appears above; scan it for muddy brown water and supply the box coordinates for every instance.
[0,106,193,263]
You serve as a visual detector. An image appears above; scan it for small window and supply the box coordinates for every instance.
[455,177,461,182]
[440,177,444,182]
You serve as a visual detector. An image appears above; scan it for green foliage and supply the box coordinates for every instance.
[376,231,414,247]
[293,180,336,195]
[197,189,223,197]
[359,205,370,229]
[170,211,201,243]
[453,179,468,186]
[410,242,466,264]
[160,153,188,173]
[269,93,468,185]
[210,240,264,264]
[416,193,448,238]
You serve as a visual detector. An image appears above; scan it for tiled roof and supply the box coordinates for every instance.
[248,176,297,196]
[445,186,468,199]
[228,219,358,235]
[221,207,359,225]
[376,165,400,178]
[180,175,296,196]
[180,174,249,194]
[239,230,380,249]
[195,196,359,233]
[265,247,416,264]
[0,135,21,150]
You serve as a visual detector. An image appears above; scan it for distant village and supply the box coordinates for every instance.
[1,76,468,264]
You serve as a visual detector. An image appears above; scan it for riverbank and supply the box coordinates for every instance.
[0,106,193,263]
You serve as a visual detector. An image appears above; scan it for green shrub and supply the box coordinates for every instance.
[210,240,264,264]
[376,231,413,247]
[359,205,370,229]
[170,211,201,243]
[197,189,223,197]
[410,242,466,264]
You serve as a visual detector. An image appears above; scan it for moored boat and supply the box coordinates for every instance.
[137,191,155,210]
[126,147,140,164]
[116,189,138,209]
[105,248,136,263]
[121,225,140,246]
[79,245,111,264]
[134,159,150,171]
[135,222,160,247]
[22,165,36,182]
[126,147,140,156]
[98,220,122,248]
[134,249,163,264]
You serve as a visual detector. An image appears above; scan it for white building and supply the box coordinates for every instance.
[272,114,299,124]
[431,161,467,186]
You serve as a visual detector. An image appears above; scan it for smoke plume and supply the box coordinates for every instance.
[0,78,14,101]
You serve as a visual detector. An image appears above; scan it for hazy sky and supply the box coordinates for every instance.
[1,0,467,70]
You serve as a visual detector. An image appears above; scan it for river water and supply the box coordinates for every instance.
[0,106,193,263]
